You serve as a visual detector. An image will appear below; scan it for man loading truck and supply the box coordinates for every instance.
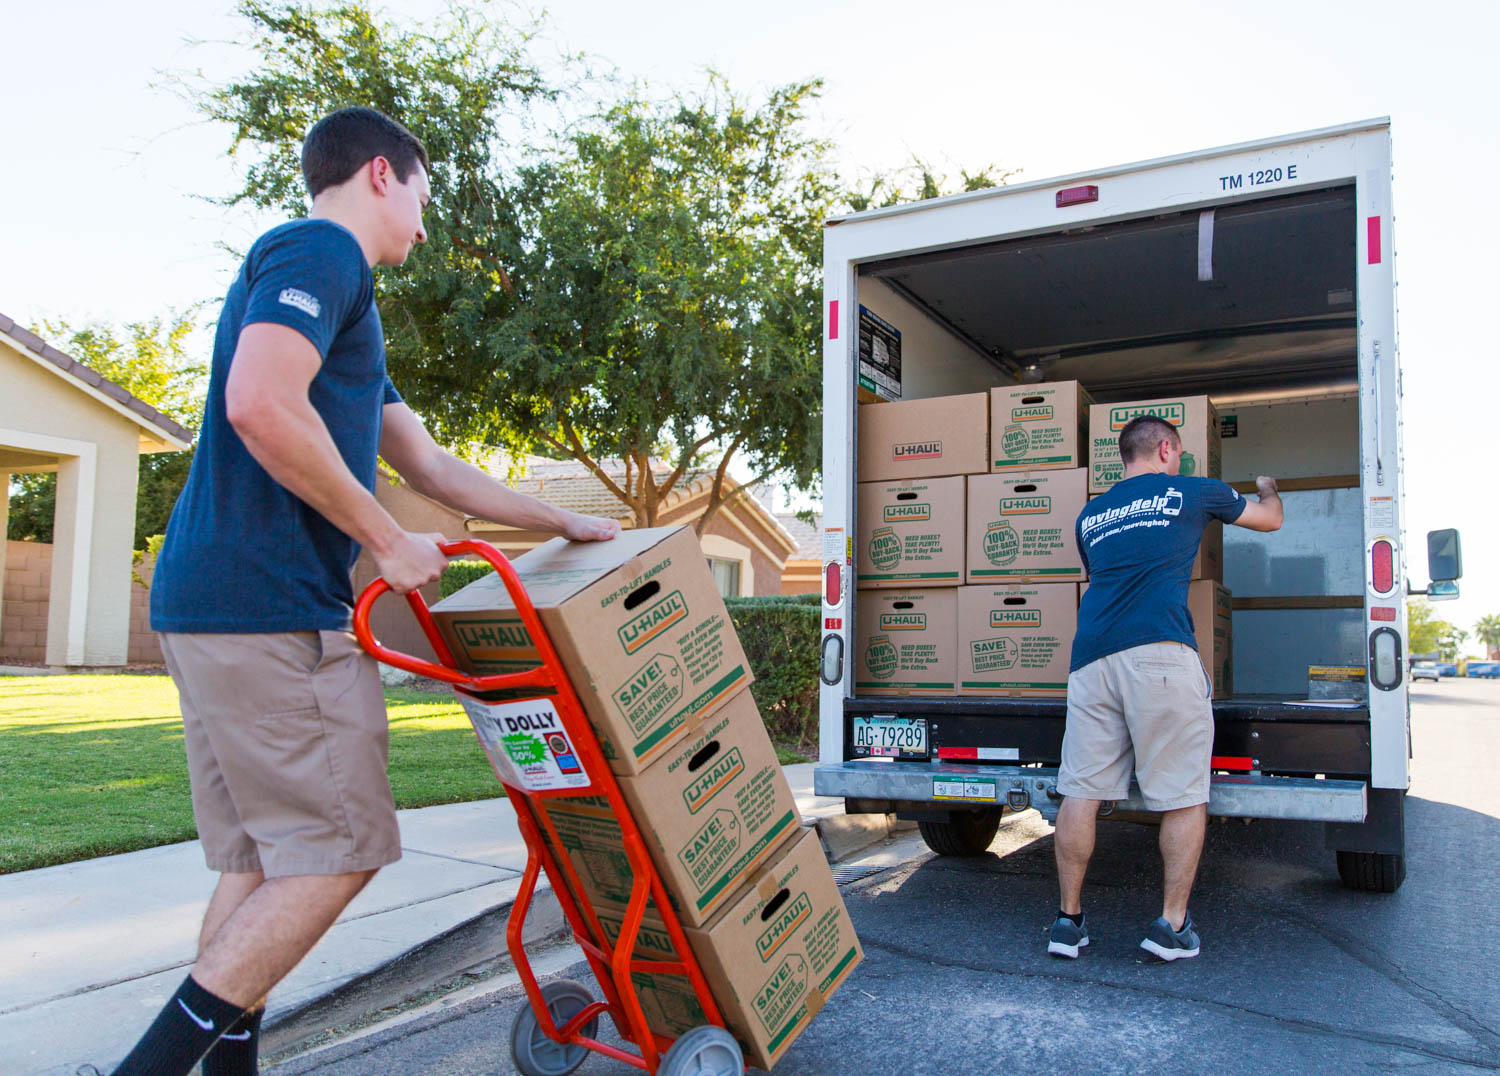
[1047,415,1282,962]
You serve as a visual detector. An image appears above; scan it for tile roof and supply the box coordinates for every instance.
[0,310,194,447]
[775,512,823,559]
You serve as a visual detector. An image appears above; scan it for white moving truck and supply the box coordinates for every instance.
[813,119,1463,892]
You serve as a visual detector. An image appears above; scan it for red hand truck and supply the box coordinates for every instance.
[354,539,745,1076]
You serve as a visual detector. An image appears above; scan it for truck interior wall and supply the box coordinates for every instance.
[855,276,1004,399]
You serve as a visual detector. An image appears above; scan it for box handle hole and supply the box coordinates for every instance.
[893,601,914,610]
[896,492,918,500]
[687,740,721,772]
[1003,597,1026,605]
[760,889,791,921]
[623,580,661,611]
[1012,484,1037,493]
[1021,395,1044,404]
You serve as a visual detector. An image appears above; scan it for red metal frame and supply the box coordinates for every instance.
[354,539,730,1072]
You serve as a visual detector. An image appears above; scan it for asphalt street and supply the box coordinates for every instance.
[272,678,1500,1075]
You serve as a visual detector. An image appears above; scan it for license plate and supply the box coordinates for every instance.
[852,715,927,758]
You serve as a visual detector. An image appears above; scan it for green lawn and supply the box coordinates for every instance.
[0,675,808,874]
[0,675,496,874]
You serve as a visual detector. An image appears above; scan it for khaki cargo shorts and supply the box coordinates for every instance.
[1058,641,1214,812]
[160,630,401,877]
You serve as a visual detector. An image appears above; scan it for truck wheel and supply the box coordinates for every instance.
[1336,850,1406,893]
[917,809,1002,856]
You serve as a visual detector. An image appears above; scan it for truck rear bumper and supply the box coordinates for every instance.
[814,760,1368,823]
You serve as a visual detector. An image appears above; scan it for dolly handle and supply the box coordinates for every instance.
[352,539,557,693]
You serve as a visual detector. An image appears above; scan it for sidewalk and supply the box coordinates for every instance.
[0,764,849,1076]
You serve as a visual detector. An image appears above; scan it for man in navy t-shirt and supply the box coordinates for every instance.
[114,108,620,1076]
[1045,415,1281,965]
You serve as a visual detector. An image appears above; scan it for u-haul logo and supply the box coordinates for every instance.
[883,503,931,522]
[990,609,1041,628]
[879,613,926,631]
[456,620,531,650]
[756,892,812,961]
[1000,496,1050,515]
[893,440,942,461]
[1110,403,1186,430]
[1012,405,1053,422]
[617,590,689,653]
[682,747,745,814]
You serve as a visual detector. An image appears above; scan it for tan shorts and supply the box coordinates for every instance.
[160,630,401,877]
[1058,641,1214,812]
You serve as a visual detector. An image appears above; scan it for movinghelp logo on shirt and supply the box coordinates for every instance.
[277,288,322,318]
[1109,402,1185,431]
[1078,487,1185,538]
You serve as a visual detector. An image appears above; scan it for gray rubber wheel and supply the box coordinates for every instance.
[659,1024,744,1076]
[917,808,1002,856]
[509,979,598,1076]
[1336,850,1406,893]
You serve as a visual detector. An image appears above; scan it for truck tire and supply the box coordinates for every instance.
[1335,850,1406,893]
[918,809,1002,856]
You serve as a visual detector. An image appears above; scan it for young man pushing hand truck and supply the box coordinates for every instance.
[99,107,620,1076]
[1047,415,1282,962]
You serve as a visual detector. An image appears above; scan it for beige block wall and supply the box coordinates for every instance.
[1,541,162,665]
[2,347,146,665]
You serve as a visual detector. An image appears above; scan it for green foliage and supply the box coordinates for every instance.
[1437,623,1469,661]
[7,312,202,547]
[1407,599,1443,657]
[440,559,495,597]
[725,596,820,747]
[1474,614,1500,657]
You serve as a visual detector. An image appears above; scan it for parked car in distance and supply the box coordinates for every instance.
[1467,662,1500,679]
[1412,662,1441,683]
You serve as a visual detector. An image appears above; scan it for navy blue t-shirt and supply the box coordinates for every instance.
[1070,474,1246,671]
[151,219,402,633]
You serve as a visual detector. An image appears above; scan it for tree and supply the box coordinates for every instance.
[1474,614,1500,660]
[1437,623,1469,662]
[6,312,203,548]
[1406,599,1444,658]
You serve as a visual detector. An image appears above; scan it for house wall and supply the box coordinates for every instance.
[1,541,161,665]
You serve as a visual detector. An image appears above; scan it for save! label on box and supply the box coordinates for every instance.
[458,693,591,792]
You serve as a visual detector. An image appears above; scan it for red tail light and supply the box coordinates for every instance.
[1371,539,1395,595]
[825,561,842,606]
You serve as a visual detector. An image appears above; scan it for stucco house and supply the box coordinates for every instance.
[354,456,803,663]
[0,312,192,666]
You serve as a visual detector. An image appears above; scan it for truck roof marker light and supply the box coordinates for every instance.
[1367,216,1382,264]
[828,299,839,340]
[1056,185,1099,208]
[1371,538,1395,595]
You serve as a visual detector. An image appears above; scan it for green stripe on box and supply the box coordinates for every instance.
[695,809,798,909]
[961,681,1068,689]
[635,664,747,759]
[855,681,954,689]
[993,455,1073,467]
[856,571,961,581]
[970,568,1082,577]
[818,946,861,994]
[767,1005,809,1055]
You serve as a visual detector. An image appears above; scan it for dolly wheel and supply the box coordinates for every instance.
[509,979,598,1076]
[659,1025,744,1076]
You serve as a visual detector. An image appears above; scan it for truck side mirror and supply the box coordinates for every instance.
[1427,580,1460,602]
[1427,529,1462,582]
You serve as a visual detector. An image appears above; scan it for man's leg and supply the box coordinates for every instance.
[1055,796,1102,915]
[196,871,263,1076]
[200,871,265,953]
[1159,803,1206,930]
[192,869,377,1007]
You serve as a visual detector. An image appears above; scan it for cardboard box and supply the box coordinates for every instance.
[1189,580,1234,696]
[966,469,1088,583]
[990,381,1093,471]
[594,907,712,1042]
[430,526,752,775]
[856,477,965,587]
[685,828,863,1070]
[534,693,802,928]
[858,393,989,482]
[1086,493,1222,581]
[956,584,1077,696]
[1088,395,1221,493]
[855,588,958,695]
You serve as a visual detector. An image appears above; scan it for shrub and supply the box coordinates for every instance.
[725,594,821,747]
[440,559,494,597]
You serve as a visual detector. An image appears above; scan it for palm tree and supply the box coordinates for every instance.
[1476,614,1500,660]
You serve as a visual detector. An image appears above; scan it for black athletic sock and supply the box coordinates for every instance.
[1057,908,1085,927]
[200,1006,263,1076]
[111,974,245,1076]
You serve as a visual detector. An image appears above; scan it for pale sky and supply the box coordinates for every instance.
[3,0,1496,640]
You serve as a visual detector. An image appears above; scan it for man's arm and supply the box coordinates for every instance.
[378,402,621,541]
[225,323,449,593]
[1231,476,1283,532]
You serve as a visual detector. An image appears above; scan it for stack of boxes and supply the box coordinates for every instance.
[855,385,1234,698]
[428,527,861,1069]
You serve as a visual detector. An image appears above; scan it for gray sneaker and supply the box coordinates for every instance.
[1140,914,1200,961]
[1047,914,1089,958]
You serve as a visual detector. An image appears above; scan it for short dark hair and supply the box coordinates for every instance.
[301,106,429,198]
[1118,415,1180,463]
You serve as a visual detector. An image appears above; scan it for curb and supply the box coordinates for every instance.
[810,814,917,863]
[263,887,566,1056]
